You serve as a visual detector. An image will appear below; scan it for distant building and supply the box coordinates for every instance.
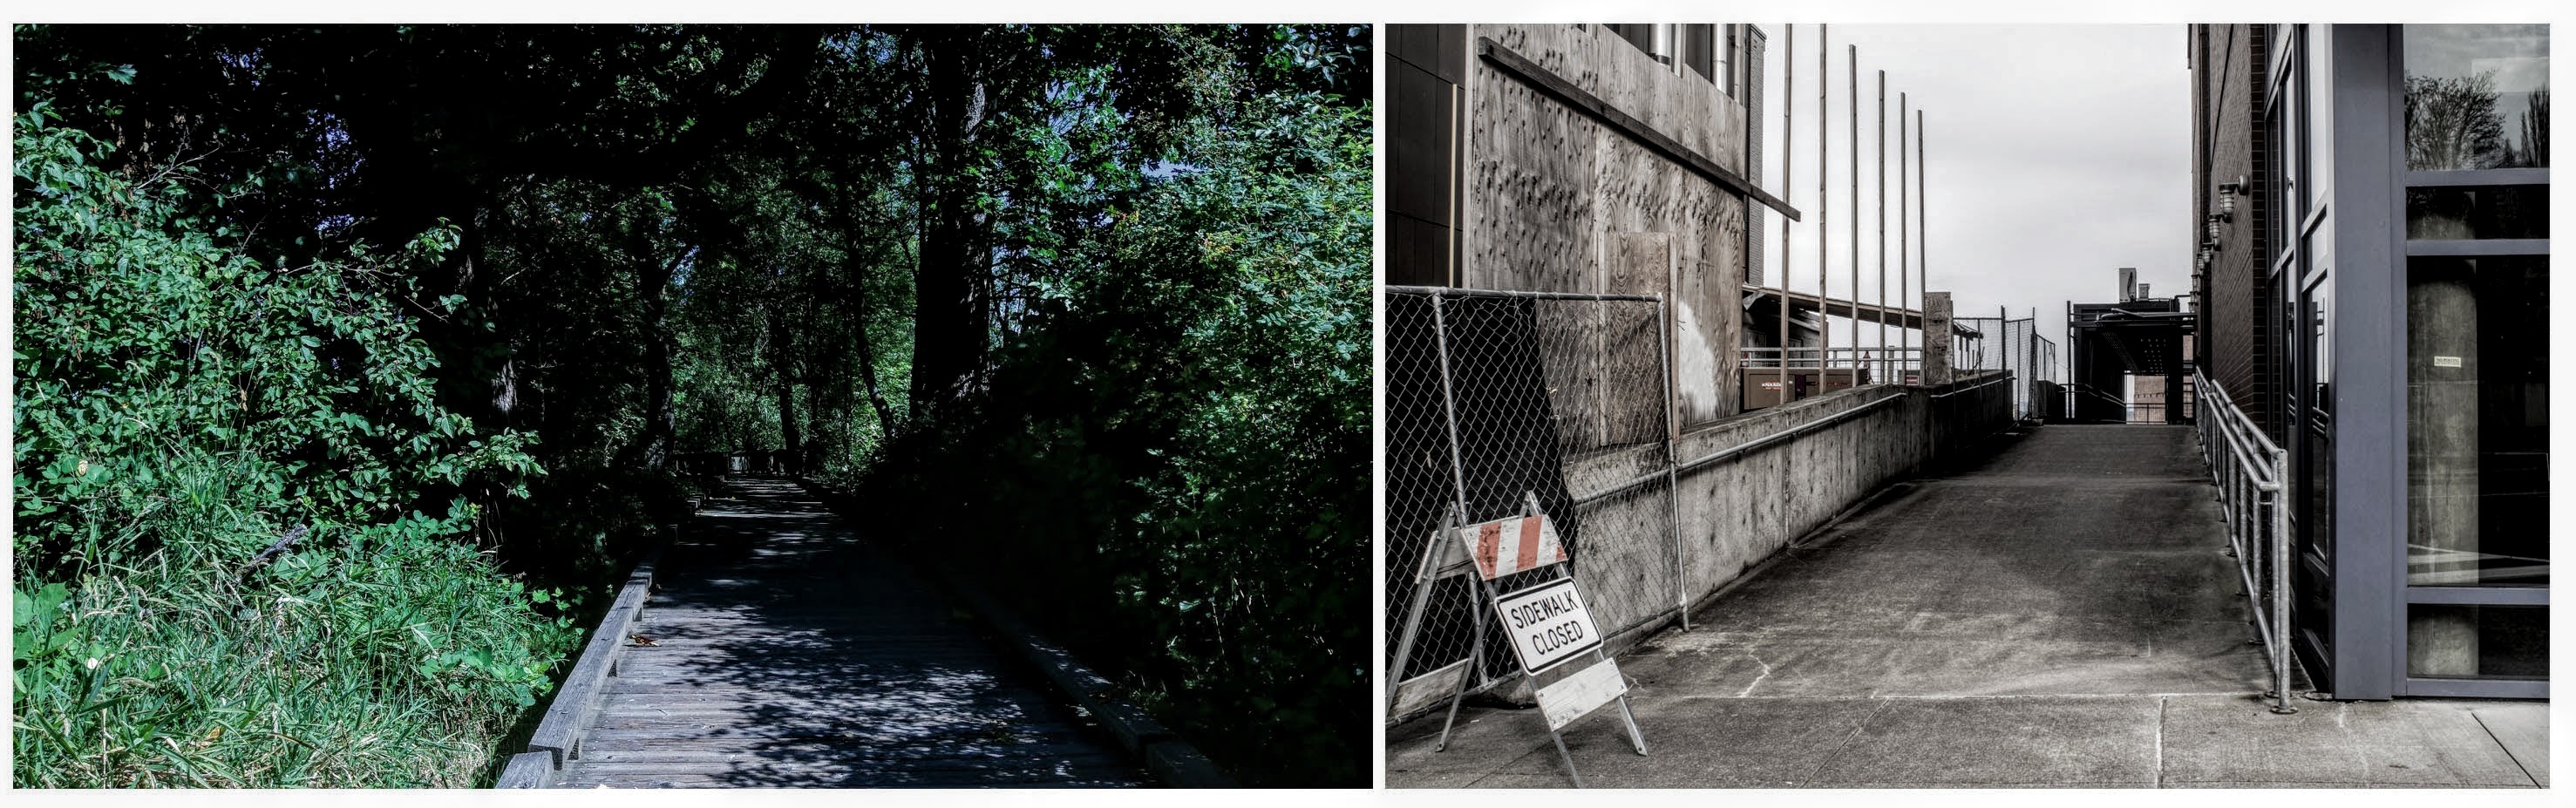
[2188,24,2549,699]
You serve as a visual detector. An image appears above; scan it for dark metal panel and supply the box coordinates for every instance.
[2326,23,2403,701]
[2405,167,2552,187]
[1682,24,1715,85]
[2403,238,2551,257]
[1387,59,1456,231]
[2406,587,2551,606]
[1388,214,1451,288]
[1390,24,1467,85]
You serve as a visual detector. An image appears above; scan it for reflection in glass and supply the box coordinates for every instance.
[2408,605,2548,679]
[2305,278,2332,567]
[2406,186,2550,240]
[2406,257,2549,587]
[2404,24,2550,170]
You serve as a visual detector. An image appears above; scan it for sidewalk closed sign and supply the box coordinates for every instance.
[1492,578,1601,674]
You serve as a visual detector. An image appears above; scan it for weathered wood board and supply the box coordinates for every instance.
[553,479,1149,788]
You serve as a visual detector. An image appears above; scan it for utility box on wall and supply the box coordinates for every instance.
[1742,368,1813,409]
[1743,368,1873,409]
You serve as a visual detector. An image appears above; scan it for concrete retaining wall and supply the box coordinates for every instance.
[1569,371,2015,655]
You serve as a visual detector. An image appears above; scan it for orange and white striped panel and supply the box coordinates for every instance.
[1456,514,1568,580]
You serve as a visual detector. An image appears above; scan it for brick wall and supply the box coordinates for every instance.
[2192,24,2274,434]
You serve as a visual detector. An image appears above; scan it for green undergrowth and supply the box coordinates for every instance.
[12,104,580,787]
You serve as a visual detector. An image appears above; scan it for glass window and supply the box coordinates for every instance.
[2405,256,2549,587]
[2404,24,2551,171]
[2304,276,2333,563]
[2408,604,2548,679]
[2304,25,2332,210]
[2406,186,2549,240]
[2266,93,2294,266]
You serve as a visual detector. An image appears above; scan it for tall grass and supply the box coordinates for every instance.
[11,453,581,788]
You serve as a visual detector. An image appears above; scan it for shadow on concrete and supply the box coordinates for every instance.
[1388,424,2546,788]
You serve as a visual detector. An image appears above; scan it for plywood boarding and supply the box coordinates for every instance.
[1535,658,1628,732]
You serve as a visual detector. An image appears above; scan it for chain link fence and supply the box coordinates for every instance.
[1952,315,2060,420]
[1383,287,1671,720]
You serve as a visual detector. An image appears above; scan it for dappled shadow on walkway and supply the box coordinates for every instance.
[561,479,1146,788]
[1390,426,2542,788]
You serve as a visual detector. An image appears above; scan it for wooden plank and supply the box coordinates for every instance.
[1535,658,1629,732]
[569,756,1134,775]
[1388,658,1472,718]
[562,771,1145,789]
[1478,37,1801,221]
[525,479,1148,788]
[524,547,663,768]
[574,744,1125,764]
[577,724,1104,744]
[494,750,557,788]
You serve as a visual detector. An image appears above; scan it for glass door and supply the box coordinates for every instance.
[2394,24,2549,697]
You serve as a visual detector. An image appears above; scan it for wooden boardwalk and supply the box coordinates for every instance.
[559,479,1148,787]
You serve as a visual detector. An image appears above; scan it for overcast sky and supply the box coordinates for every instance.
[1751,24,2191,380]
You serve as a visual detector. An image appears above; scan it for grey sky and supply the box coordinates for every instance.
[1752,24,2191,380]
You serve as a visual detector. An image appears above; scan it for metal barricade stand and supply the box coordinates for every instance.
[1389,494,1648,787]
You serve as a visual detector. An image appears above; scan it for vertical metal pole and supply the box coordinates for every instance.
[2270,450,2297,714]
[1658,295,1687,631]
[1847,44,1859,391]
[1551,732,1586,788]
[1386,543,1438,711]
[1918,109,1927,358]
[1429,292,1472,534]
[2031,307,2041,420]
[1614,692,1650,755]
[1388,506,1458,716]
[1876,70,1888,387]
[1816,24,1829,394]
[1435,568,1484,750]
[1779,24,1793,379]
[1426,291,1485,740]
[1900,92,1909,382]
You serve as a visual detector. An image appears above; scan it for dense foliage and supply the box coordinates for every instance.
[15,24,1367,787]
[13,107,567,786]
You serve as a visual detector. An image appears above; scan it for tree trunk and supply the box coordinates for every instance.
[907,29,992,424]
[768,305,803,476]
[851,239,903,439]
[622,253,683,472]
[800,295,839,470]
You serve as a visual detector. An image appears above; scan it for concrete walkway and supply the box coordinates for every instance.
[1388,425,2548,788]
[562,479,1146,787]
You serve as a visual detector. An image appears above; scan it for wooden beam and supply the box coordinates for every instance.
[1477,37,1803,221]
[510,539,668,786]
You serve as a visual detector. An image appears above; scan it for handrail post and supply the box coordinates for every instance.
[2269,447,2296,714]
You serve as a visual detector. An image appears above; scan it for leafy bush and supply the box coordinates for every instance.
[12,103,573,787]
[867,85,1369,786]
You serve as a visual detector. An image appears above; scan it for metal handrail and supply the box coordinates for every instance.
[1740,346,1923,370]
[2191,369,2297,714]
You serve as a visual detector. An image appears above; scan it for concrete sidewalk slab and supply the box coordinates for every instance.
[1388,426,2548,789]
[1802,696,2162,786]
[2473,704,2549,787]
[2158,696,2538,787]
